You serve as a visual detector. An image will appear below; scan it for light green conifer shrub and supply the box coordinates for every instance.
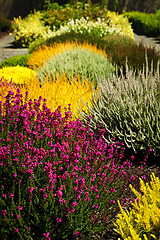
[115,173,160,240]
[79,60,160,158]
[37,43,115,86]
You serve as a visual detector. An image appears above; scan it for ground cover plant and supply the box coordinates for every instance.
[0,66,36,84]
[28,32,160,74]
[0,73,95,118]
[0,89,146,239]
[0,55,30,68]
[0,4,160,239]
[115,173,160,239]
[79,60,160,162]
[54,13,134,40]
[28,40,115,86]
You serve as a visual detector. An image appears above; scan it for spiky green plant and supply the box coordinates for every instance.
[79,59,160,158]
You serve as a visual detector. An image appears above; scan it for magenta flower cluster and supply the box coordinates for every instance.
[0,89,144,239]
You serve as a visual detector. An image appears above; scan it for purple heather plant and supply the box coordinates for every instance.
[0,89,145,240]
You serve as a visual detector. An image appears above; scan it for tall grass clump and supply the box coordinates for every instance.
[31,41,115,86]
[0,89,144,239]
[115,173,160,240]
[79,59,160,161]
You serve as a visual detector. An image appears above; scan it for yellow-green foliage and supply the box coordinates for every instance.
[14,11,54,48]
[27,40,108,70]
[115,173,160,240]
[0,66,36,84]
[15,73,94,118]
[107,11,134,39]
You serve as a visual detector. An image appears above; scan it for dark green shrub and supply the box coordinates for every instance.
[0,14,12,32]
[123,11,160,37]
[0,55,30,68]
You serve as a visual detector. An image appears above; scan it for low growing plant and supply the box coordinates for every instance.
[0,77,16,102]
[0,55,30,68]
[54,13,134,39]
[115,173,160,240]
[0,89,143,239]
[29,32,136,54]
[29,32,160,74]
[79,60,160,160]
[33,41,115,86]
[0,73,95,118]
[0,66,36,84]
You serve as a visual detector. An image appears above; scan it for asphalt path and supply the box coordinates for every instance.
[0,33,159,63]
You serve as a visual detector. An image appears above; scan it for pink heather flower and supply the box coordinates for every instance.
[2,210,7,215]
[43,232,51,240]
[14,228,19,233]
[2,194,7,198]
[93,204,99,209]
[56,218,62,223]
[9,193,14,198]
[72,201,77,207]
[74,231,80,237]
[43,193,48,198]
[17,206,23,210]
[57,190,63,197]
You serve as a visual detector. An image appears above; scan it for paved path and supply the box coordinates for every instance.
[134,33,160,53]
[0,33,159,63]
[0,34,28,63]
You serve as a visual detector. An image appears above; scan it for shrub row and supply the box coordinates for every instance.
[13,5,134,48]
[29,32,160,74]
[124,11,160,37]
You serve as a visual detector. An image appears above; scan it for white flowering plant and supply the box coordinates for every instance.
[54,11,134,39]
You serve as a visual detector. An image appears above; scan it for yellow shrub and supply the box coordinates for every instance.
[27,40,108,70]
[115,173,160,240]
[107,11,134,39]
[16,73,95,118]
[0,66,36,84]
[14,11,55,48]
